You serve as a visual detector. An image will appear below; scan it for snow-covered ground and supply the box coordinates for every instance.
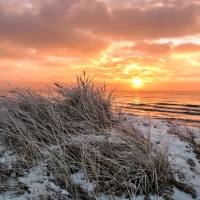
[0,115,200,200]
[128,116,200,200]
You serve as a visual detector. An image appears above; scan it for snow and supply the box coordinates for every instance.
[70,170,96,192]
[172,187,194,200]
[0,151,17,169]
[18,164,49,197]
[0,191,28,200]
[121,115,200,200]
[1,115,200,199]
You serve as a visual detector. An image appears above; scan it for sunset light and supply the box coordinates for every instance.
[133,78,142,88]
[0,0,200,91]
[1,1,200,198]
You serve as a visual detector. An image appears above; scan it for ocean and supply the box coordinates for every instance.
[116,91,200,127]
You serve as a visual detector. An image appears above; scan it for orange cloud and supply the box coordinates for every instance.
[0,0,200,90]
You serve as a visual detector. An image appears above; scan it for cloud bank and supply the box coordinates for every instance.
[0,0,200,90]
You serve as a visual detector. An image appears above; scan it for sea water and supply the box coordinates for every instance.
[116,91,200,127]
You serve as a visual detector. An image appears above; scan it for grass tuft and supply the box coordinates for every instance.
[0,73,196,199]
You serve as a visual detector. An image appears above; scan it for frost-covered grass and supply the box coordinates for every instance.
[0,74,200,200]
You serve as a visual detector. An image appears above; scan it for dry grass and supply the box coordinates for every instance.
[0,73,196,199]
[0,163,10,187]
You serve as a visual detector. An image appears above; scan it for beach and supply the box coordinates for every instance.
[0,114,200,200]
[0,79,200,200]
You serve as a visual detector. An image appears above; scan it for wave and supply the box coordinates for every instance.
[117,91,200,127]
[128,103,150,106]
[155,102,200,108]
[121,106,200,116]
[124,102,200,110]
[153,105,200,112]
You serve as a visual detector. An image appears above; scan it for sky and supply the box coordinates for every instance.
[0,0,200,91]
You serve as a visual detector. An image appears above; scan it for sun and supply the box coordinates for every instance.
[133,78,142,88]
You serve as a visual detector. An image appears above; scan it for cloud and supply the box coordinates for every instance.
[173,43,200,54]
[116,42,200,58]
[1,0,200,53]
[0,0,200,90]
[69,0,200,40]
[0,0,109,58]
[125,42,172,56]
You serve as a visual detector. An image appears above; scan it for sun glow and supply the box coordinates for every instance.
[133,78,142,88]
